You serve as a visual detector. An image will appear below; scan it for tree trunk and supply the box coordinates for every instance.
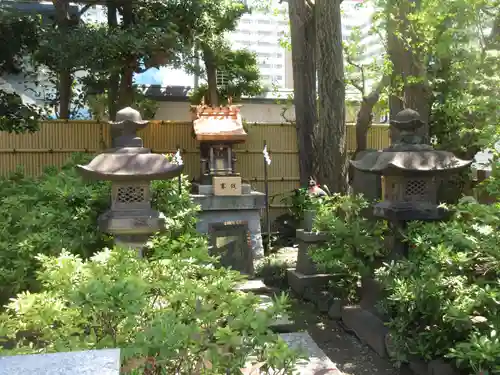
[202,46,219,106]
[57,70,72,119]
[118,64,134,108]
[355,76,389,154]
[315,0,347,193]
[52,0,73,119]
[288,0,316,186]
[116,2,136,109]
[107,0,119,119]
[387,0,430,139]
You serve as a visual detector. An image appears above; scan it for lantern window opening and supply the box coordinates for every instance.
[117,186,146,204]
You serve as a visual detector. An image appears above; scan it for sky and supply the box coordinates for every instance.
[133,67,195,87]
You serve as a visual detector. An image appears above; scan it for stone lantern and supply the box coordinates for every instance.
[76,107,184,253]
[190,101,265,275]
[350,109,472,255]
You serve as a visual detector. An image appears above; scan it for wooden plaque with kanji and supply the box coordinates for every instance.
[213,176,242,196]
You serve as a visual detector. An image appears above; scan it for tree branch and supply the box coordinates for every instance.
[345,54,366,95]
[78,1,99,18]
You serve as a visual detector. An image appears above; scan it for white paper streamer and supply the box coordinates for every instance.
[263,145,271,165]
[174,149,183,165]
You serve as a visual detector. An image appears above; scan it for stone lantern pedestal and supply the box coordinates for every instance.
[77,107,183,254]
[342,108,473,360]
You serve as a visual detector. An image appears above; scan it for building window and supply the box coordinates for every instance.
[274,64,283,69]
[257,19,271,24]
[274,75,283,81]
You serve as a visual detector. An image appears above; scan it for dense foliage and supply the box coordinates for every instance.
[310,194,387,301]
[0,0,263,120]
[376,195,500,374]
[0,152,189,305]
[0,247,299,374]
[0,7,44,132]
[299,181,500,374]
[0,154,111,304]
[0,153,301,373]
[373,160,500,374]
[189,47,263,105]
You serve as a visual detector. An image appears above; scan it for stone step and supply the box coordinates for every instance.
[280,332,342,374]
[244,332,342,374]
[234,279,294,332]
[257,295,295,333]
[234,278,277,295]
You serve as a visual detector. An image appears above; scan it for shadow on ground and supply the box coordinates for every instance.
[285,293,414,375]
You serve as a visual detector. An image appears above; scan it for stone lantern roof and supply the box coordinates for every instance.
[191,98,247,143]
[350,109,472,176]
[77,107,183,181]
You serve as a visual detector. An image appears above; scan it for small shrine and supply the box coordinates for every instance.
[76,107,183,254]
[350,108,472,255]
[190,100,265,275]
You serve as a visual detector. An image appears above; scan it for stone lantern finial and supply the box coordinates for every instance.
[389,109,428,148]
[109,107,149,148]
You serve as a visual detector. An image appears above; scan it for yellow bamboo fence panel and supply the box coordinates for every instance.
[0,121,389,218]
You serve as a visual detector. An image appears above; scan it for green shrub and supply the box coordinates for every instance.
[310,194,387,301]
[0,152,191,306]
[0,153,112,304]
[0,154,302,373]
[376,197,500,374]
[255,256,292,290]
[0,225,301,374]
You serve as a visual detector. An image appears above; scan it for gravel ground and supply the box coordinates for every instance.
[269,246,413,375]
[287,299,413,375]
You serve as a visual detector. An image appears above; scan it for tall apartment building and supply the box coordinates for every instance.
[227,2,290,90]
[232,0,383,92]
[342,0,384,65]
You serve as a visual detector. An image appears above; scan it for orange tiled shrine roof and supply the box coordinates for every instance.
[191,102,247,143]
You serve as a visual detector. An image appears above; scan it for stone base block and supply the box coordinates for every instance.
[287,269,336,297]
[408,358,428,375]
[428,359,459,375]
[192,192,265,211]
[328,298,343,320]
[198,184,252,195]
[341,305,388,358]
[295,229,329,243]
[0,349,121,375]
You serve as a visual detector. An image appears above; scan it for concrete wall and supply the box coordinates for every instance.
[154,101,297,123]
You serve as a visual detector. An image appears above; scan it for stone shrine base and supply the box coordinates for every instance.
[192,184,266,275]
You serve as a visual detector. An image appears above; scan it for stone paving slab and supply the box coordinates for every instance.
[0,349,121,375]
[257,295,295,332]
[235,279,270,293]
[280,332,342,374]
